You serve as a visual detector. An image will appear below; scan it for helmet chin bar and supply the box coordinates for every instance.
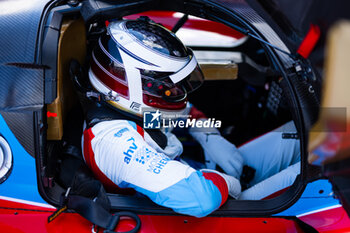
[143,94,187,110]
[162,86,188,103]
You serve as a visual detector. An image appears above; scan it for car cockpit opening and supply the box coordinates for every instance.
[37,0,319,220]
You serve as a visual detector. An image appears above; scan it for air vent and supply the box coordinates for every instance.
[0,136,12,183]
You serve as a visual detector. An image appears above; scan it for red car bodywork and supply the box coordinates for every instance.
[124,11,245,39]
[1,198,350,233]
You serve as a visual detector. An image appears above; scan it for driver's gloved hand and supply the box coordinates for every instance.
[189,119,244,179]
[201,169,242,199]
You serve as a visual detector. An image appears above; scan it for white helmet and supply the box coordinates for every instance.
[89,18,204,117]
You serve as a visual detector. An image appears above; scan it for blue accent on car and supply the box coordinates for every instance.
[275,179,340,216]
[0,114,46,204]
[124,171,222,217]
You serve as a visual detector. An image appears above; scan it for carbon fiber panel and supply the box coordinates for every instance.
[0,0,49,156]
[1,111,37,157]
[0,0,48,109]
[0,65,44,110]
[0,0,48,63]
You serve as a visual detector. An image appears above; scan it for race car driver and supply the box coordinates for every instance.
[78,18,300,217]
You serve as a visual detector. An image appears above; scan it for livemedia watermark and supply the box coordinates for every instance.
[143,109,222,130]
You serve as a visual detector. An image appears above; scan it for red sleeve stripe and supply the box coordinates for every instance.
[136,124,144,138]
[83,128,135,194]
[202,172,228,206]
[83,128,95,170]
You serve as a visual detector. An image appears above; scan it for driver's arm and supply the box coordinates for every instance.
[82,119,241,217]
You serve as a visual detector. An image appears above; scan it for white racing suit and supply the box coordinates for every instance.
[82,120,240,217]
[83,119,300,217]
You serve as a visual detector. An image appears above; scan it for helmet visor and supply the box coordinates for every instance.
[141,50,204,103]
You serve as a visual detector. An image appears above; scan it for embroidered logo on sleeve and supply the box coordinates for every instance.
[123,136,170,174]
[114,127,129,137]
[134,147,152,165]
[123,137,137,164]
[145,149,170,174]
